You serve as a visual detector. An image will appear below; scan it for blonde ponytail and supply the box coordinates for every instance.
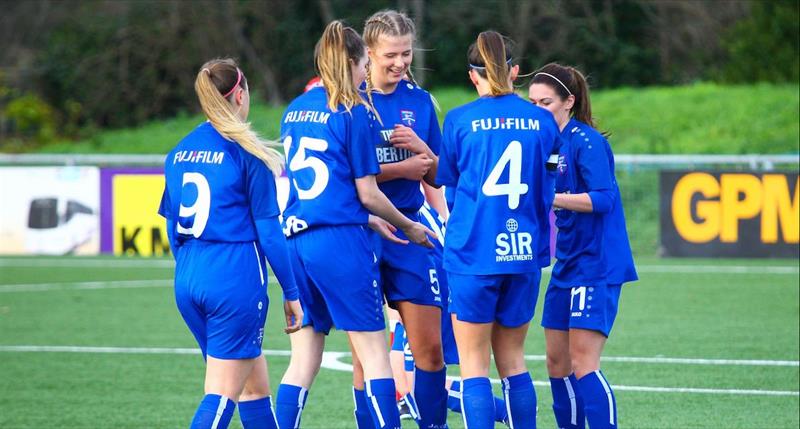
[194,59,284,175]
[315,21,372,115]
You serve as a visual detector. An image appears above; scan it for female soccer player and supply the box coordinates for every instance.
[529,63,638,429]
[362,10,449,428]
[273,21,434,429]
[159,58,304,429]
[436,31,561,429]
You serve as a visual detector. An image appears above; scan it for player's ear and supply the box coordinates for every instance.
[509,64,520,82]
[564,94,575,111]
[468,69,479,87]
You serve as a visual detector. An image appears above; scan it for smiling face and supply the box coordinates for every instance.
[528,82,573,129]
[368,34,413,92]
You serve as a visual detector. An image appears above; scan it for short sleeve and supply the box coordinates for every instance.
[348,106,381,179]
[246,153,281,220]
[158,187,172,219]
[576,134,613,192]
[435,114,459,187]
[425,96,442,156]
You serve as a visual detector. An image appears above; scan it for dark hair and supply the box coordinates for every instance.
[467,31,514,96]
[530,63,605,134]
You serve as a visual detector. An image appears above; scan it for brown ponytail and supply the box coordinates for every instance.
[467,31,514,96]
[194,59,283,175]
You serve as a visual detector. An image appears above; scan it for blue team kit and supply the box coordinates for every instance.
[368,80,444,309]
[159,122,282,359]
[541,118,638,336]
[436,93,561,326]
[281,87,386,333]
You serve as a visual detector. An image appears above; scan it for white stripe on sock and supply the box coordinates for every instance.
[448,389,462,399]
[595,370,615,425]
[352,388,359,427]
[405,394,420,420]
[370,395,385,427]
[564,376,578,426]
[294,389,307,429]
[210,395,230,429]
[503,378,515,429]
[266,396,280,429]
[460,384,469,429]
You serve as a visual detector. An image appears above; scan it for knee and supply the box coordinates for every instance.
[239,385,269,402]
[495,356,527,379]
[412,343,444,370]
[569,350,599,379]
[546,351,572,377]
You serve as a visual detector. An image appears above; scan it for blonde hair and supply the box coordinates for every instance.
[363,10,438,111]
[468,31,514,96]
[315,21,370,114]
[194,58,283,175]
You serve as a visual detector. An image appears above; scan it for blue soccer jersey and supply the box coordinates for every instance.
[436,94,560,275]
[159,121,279,244]
[368,79,442,211]
[550,118,638,287]
[281,87,381,235]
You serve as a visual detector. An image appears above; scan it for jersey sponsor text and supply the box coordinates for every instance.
[471,117,540,133]
[284,110,330,125]
[173,150,224,165]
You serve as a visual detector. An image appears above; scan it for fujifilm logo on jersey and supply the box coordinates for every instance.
[284,110,330,125]
[495,218,534,262]
[173,150,224,165]
[471,117,540,133]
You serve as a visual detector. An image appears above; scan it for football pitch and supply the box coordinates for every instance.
[0,255,797,428]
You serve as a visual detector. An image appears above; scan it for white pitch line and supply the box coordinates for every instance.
[0,279,172,293]
[0,277,278,293]
[1,258,798,275]
[522,354,799,367]
[1,345,798,397]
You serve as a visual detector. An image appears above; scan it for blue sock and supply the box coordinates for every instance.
[577,370,617,429]
[461,377,494,429]
[352,387,375,429]
[365,378,402,429]
[190,394,236,429]
[275,384,308,429]
[447,380,462,413]
[239,396,278,429]
[414,366,448,428]
[401,392,422,422]
[449,379,508,423]
[550,374,585,429]
[502,372,537,429]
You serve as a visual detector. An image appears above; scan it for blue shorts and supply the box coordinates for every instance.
[540,283,622,337]
[378,211,442,309]
[447,271,541,327]
[174,240,268,360]
[288,225,384,334]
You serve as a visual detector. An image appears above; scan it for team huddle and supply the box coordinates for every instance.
[159,9,637,429]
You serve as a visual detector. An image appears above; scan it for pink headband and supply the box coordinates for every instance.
[222,68,242,98]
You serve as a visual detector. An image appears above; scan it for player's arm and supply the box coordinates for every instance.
[422,181,449,221]
[553,138,615,214]
[376,153,433,182]
[355,175,435,248]
[158,188,180,258]
[389,124,439,187]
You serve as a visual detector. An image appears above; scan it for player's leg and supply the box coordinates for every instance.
[493,322,536,429]
[388,322,419,421]
[192,356,257,429]
[350,336,377,429]
[239,356,279,429]
[490,271,544,429]
[348,330,402,429]
[275,327,324,429]
[452,317,494,429]
[542,285,585,429]
[569,284,622,429]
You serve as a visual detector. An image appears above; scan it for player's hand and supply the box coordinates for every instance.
[398,153,433,181]
[390,125,430,155]
[368,215,409,245]
[401,221,436,249]
[283,299,303,334]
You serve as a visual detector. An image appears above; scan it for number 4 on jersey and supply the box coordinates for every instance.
[482,140,528,209]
